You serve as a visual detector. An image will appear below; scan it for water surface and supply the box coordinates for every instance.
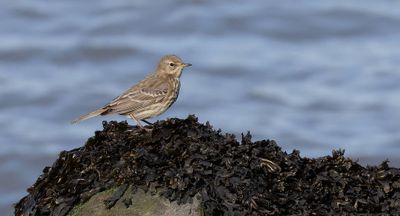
[1,1,400,215]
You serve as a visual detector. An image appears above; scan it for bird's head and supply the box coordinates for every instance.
[156,54,191,78]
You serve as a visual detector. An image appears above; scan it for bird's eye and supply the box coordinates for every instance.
[169,63,175,67]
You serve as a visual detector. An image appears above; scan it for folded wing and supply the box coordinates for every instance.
[103,76,169,115]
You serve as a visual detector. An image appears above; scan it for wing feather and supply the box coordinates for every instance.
[103,75,169,115]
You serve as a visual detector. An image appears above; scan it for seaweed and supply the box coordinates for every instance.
[15,115,400,215]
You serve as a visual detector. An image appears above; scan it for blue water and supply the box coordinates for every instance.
[2,0,400,215]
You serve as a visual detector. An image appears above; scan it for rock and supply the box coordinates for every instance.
[67,186,202,216]
[15,115,400,215]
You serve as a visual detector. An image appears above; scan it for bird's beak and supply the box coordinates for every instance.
[183,63,192,67]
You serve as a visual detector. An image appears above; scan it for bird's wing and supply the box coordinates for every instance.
[103,76,169,115]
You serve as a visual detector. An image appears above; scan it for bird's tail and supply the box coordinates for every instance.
[71,108,107,124]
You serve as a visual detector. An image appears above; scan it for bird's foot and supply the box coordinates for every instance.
[139,126,153,132]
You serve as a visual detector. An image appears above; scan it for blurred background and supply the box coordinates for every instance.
[1,0,400,215]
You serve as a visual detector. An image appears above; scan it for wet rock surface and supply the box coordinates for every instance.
[15,115,400,215]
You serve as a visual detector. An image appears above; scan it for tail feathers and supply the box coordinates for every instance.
[71,108,107,124]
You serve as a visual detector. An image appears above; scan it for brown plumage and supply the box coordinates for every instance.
[72,54,191,128]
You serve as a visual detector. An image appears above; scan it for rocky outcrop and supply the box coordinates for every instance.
[15,115,400,215]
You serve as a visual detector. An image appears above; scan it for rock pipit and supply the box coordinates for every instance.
[72,54,191,129]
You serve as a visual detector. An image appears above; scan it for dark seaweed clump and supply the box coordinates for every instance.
[15,115,400,215]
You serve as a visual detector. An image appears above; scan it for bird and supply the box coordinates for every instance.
[72,54,191,129]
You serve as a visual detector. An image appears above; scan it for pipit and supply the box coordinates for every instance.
[72,54,191,129]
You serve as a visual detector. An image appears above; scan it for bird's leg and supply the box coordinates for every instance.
[128,114,145,129]
[141,119,153,125]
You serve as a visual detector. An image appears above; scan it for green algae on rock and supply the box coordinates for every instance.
[15,115,400,215]
[67,186,202,216]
